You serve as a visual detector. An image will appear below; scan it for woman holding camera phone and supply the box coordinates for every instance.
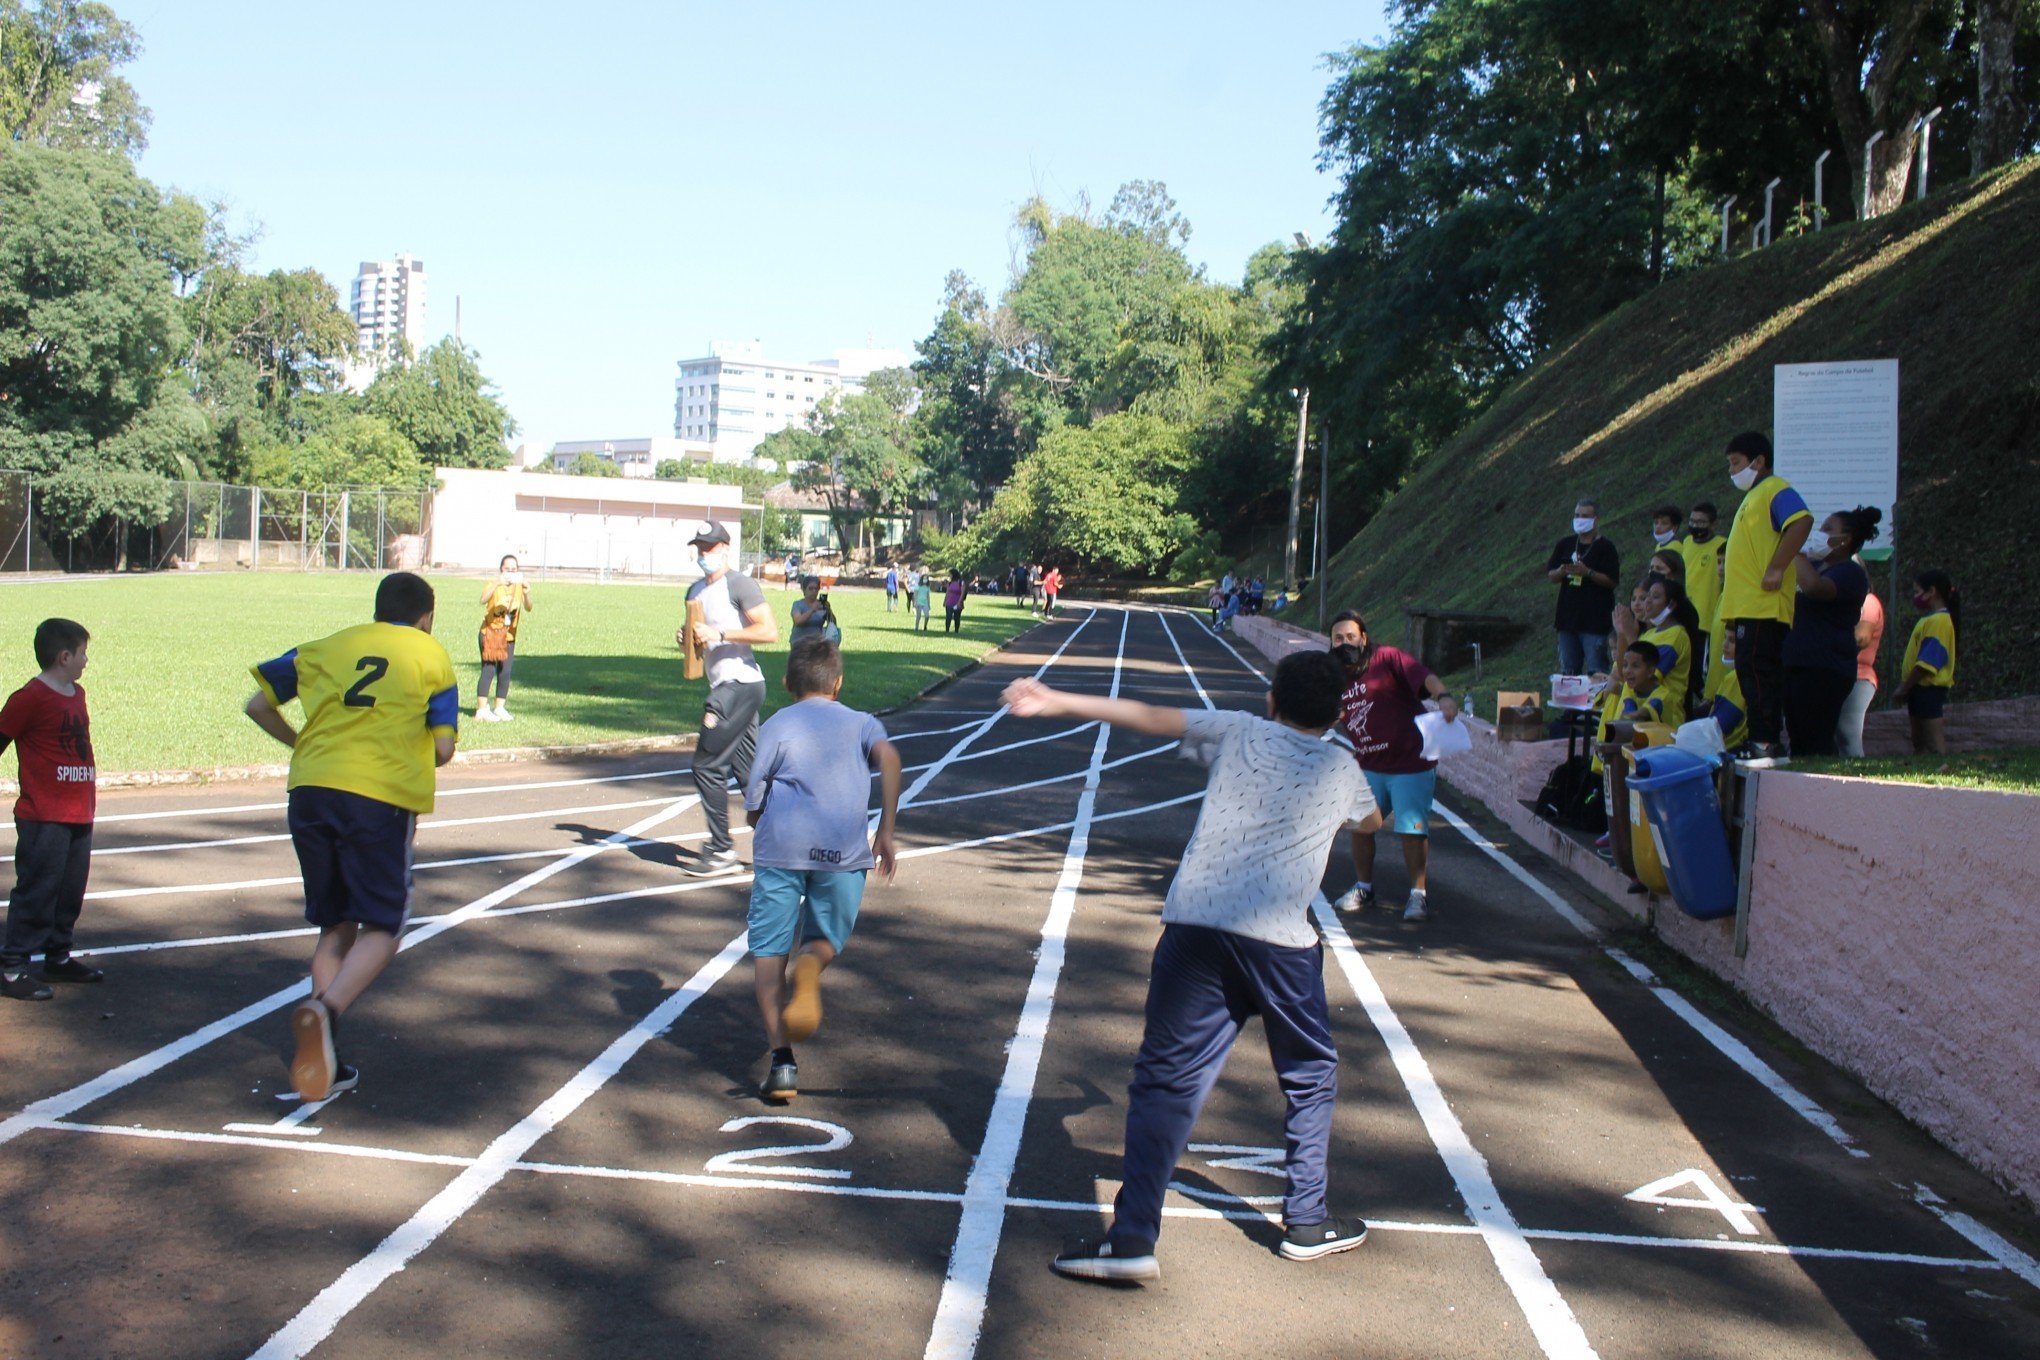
[791,575,840,645]
[476,554,533,722]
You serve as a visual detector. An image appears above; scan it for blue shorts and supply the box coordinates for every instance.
[1363,768,1437,838]
[1906,686,1949,720]
[287,786,417,933]
[748,867,867,957]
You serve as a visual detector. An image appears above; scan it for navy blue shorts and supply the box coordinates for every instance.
[1906,686,1948,720]
[287,786,417,934]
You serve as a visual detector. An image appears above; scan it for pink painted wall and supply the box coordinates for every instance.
[1734,773,2040,1202]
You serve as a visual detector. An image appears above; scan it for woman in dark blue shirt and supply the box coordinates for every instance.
[1782,506,1881,757]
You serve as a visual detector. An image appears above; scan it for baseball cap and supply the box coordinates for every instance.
[688,521,731,548]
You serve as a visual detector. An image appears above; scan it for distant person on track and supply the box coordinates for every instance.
[1004,650,1382,1284]
[1,618,102,1001]
[1718,431,1813,759]
[680,522,780,877]
[1894,569,1960,755]
[1041,565,1063,619]
[943,574,968,633]
[1782,508,1878,758]
[912,572,933,632]
[1545,498,1620,676]
[244,572,459,1100]
[743,638,901,1103]
[475,555,532,724]
[1326,611,1459,923]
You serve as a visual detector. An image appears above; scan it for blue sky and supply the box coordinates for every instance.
[128,1,1388,451]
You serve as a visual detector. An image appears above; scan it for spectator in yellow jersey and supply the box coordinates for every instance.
[1894,569,1960,754]
[1637,574,1703,725]
[1678,502,1727,663]
[1718,433,1813,758]
[245,573,460,1102]
[476,554,533,723]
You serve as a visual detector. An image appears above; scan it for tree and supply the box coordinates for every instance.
[796,383,925,555]
[0,143,197,461]
[1803,0,1967,215]
[562,450,622,477]
[911,271,1020,519]
[1972,0,2031,174]
[364,339,517,469]
[183,264,355,465]
[0,0,150,155]
[247,414,429,490]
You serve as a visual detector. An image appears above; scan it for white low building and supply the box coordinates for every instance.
[431,468,755,578]
[548,436,714,478]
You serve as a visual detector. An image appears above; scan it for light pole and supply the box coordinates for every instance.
[1315,424,1330,633]
[1862,130,1886,218]
[1914,106,1945,200]
[1719,196,1737,257]
[1813,150,1831,229]
[1285,385,1310,595]
[1760,177,1783,246]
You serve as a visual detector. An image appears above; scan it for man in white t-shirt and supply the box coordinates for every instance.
[679,522,779,876]
[1002,648,1381,1284]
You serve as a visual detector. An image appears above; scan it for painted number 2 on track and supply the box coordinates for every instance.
[705,1115,855,1180]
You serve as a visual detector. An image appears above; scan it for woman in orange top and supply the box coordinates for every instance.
[476,554,533,722]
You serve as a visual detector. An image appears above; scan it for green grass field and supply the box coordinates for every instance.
[1784,746,2040,794]
[0,573,1043,775]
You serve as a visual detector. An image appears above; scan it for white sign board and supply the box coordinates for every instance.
[1773,360,1899,547]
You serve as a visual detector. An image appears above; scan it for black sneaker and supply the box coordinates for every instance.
[760,1056,798,1103]
[327,1063,361,1096]
[2,970,54,1001]
[1051,1237,1160,1284]
[41,957,104,984]
[1280,1217,1369,1261]
[682,846,743,877]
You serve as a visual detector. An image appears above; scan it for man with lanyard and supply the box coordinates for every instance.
[1326,611,1460,923]
[1718,432,1811,760]
[1543,498,1620,676]
[680,522,780,876]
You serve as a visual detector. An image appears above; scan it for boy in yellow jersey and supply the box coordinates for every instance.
[244,573,459,1100]
[1894,570,1960,754]
[1678,502,1727,656]
[1718,432,1812,758]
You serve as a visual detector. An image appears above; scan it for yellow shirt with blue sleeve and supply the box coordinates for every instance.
[1679,535,1728,634]
[1901,611,1957,689]
[252,622,460,814]
[1638,624,1692,725]
[1721,475,1813,625]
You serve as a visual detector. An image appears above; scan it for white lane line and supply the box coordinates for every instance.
[1430,802,1867,1158]
[1313,893,1600,1360]
[1914,1184,2040,1291]
[1155,610,1214,710]
[0,797,701,1150]
[32,1118,2002,1274]
[51,767,694,830]
[4,794,686,864]
[884,718,1000,741]
[924,608,1130,1360]
[904,741,1176,810]
[1190,614,1271,680]
[244,930,754,1360]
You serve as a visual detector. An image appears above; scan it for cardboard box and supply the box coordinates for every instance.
[1495,690,1546,743]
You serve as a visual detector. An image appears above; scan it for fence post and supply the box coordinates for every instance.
[250,486,261,568]
[23,473,31,573]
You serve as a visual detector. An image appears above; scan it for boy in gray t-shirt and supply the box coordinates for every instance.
[1002,648,1380,1284]
[742,638,901,1102]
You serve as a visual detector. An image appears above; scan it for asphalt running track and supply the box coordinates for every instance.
[0,606,2035,1360]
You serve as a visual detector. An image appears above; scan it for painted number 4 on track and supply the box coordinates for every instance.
[1625,1168,1765,1236]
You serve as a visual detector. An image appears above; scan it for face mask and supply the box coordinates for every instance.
[1687,524,1712,541]
[1331,643,1365,670]
[1651,607,1673,626]
[1653,529,1675,546]
[1730,466,1759,491]
[698,548,727,574]
[1572,517,1596,535]
[1802,532,1830,558]
[1912,591,1933,609]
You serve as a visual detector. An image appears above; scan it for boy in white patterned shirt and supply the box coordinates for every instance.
[1002,648,1380,1284]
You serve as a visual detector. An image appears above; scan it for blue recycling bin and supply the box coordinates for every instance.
[1627,747,1737,920]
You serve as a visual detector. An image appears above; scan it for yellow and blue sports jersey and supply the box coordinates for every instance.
[1639,624,1692,726]
[1721,475,1812,625]
[1618,683,1667,726]
[253,621,459,814]
[1679,535,1728,634]
[1902,610,1957,688]
[1706,665,1748,749]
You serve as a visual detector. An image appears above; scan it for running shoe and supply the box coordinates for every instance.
[1,970,53,1001]
[1332,885,1376,914]
[760,1057,798,1103]
[290,998,337,1101]
[1050,1237,1160,1284]
[1280,1217,1369,1261]
[40,957,105,984]
[682,846,743,877]
[782,954,825,1043]
[1402,891,1429,922]
[494,708,514,722]
[327,1063,360,1096]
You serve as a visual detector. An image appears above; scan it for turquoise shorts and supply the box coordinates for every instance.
[1363,768,1437,838]
[748,867,868,957]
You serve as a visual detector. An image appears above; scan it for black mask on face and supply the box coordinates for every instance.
[1687,524,1712,542]
[1331,643,1365,670]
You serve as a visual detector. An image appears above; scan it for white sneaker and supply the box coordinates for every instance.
[1402,892,1429,922]
[494,707,514,722]
[474,708,498,723]
[1332,885,1375,914]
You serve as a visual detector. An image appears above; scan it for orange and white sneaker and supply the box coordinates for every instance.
[290,998,336,1101]
[781,954,825,1043]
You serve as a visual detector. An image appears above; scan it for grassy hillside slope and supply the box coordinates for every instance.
[1299,157,2040,704]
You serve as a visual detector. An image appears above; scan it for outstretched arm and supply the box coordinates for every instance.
[1000,678,1187,739]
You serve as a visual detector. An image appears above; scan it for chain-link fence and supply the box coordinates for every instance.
[0,470,432,574]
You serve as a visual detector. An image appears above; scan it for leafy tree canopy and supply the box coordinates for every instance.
[364,339,517,470]
[1,0,150,155]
